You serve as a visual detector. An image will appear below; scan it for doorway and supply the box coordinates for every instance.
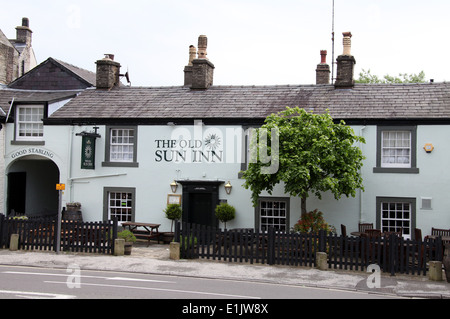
[7,157,60,217]
[180,181,223,228]
[7,172,26,216]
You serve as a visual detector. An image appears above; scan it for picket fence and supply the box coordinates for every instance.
[0,214,117,254]
[175,221,444,276]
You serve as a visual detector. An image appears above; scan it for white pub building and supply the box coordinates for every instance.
[2,34,450,238]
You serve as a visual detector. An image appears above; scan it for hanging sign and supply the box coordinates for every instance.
[81,136,96,169]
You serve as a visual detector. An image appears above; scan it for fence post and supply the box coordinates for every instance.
[318,230,326,252]
[0,214,4,248]
[111,217,118,255]
[267,227,275,265]
[174,221,180,242]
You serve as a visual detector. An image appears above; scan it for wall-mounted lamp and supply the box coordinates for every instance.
[224,181,232,195]
[170,180,178,193]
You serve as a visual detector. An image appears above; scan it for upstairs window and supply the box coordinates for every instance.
[381,131,411,168]
[103,126,139,167]
[374,126,418,174]
[110,128,134,162]
[16,105,44,141]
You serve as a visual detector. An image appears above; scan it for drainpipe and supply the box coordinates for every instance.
[68,126,75,202]
[359,126,366,223]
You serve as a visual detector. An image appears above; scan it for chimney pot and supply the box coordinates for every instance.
[22,17,29,27]
[342,32,352,56]
[197,35,208,59]
[320,50,327,64]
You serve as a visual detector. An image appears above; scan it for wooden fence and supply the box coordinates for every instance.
[0,214,117,254]
[175,222,444,276]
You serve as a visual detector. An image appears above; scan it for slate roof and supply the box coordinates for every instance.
[0,88,81,117]
[47,82,450,124]
[8,58,95,90]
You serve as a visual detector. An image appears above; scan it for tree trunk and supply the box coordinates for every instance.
[301,196,307,217]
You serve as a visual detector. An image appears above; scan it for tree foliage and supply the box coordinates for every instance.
[356,69,426,84]
[242,107,365,216]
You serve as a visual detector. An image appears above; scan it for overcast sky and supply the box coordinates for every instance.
[1,0,449,86]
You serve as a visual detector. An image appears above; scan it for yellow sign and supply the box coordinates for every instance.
[56,184,65,190]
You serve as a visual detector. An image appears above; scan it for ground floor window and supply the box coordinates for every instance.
[256,197,290,232]
[376,197,415,239]
[103,187,135,224]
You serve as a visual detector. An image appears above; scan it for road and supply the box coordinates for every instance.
[0,265,401,300]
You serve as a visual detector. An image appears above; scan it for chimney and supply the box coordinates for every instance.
[95,54,121,89]
[183,45,197,86]
[316,50,330,84]
[190,35,214,89]
[335,32,356,88]
[15,17,32,45]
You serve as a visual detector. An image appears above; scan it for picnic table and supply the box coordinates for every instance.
[121,222,161,246]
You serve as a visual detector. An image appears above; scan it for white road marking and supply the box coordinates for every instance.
[45,281,261,299]
[0,289,75,299]
[2,271,173,283]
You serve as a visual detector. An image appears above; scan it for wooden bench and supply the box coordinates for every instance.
[121,222,161,246]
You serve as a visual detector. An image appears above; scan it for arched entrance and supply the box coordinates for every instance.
[7,156,60,217]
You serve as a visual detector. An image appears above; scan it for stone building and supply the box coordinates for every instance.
[0,18,37,85]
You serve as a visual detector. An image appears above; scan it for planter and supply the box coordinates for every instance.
[444,244,450,283]
[64,205,83,222]
[124,242,133,255]
[161,232,175,244]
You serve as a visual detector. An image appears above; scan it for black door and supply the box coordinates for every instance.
[181,181,222,228]
[188,193,213,226]
[7,172,26,216]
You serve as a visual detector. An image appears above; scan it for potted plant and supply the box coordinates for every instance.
[64,202,83,221]
[215,203,236,230]
[162,204,182,244]
[117,230,136,255]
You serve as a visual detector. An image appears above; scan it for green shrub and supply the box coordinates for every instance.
[215,203,236,229]
[117,230,136,243]
[164,204,182,232]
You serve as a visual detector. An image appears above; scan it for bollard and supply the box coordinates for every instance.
[9,234,19,251]
[114,238,125,256]
[170,242,180,260]
[429,261,443,281]
[316,252,328,270]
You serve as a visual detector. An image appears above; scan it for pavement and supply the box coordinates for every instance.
[0,242,449,299]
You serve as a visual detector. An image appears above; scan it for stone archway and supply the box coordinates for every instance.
[7,156,60,217]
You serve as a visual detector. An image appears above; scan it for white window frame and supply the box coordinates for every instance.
[15,104,44,141]
[377,197,415,240]
[257,198,289,232]
[381,130,411,168]
[107,190,134,224]
[110,128,135,163]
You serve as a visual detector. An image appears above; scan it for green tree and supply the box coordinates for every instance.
[356,69,426,84]
[215,203,236,229]
[242,107,365,216]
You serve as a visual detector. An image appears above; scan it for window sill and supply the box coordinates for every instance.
[102,161,139,168]
[11,140,45,146]
[373,167,419,174]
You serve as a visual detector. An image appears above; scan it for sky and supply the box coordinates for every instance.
[1,0,450,87]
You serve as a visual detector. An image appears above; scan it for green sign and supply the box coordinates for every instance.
[81,136,96,169]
